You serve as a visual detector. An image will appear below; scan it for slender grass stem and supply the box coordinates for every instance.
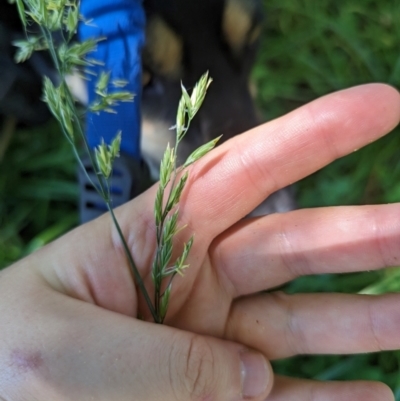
[40,26,61,73]
[107,204,159,323]
[70,145,99,192]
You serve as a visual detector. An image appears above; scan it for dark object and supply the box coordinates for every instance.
[0,2,55,126]
[141,0,296,214]
[142,0,263,173]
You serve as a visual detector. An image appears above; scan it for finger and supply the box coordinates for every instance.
[226,292,400,360]
[266,376,394,401]
[211,203,400,297]
[117,84,400,248]
[1,265,273,401]
[166,84,400,239]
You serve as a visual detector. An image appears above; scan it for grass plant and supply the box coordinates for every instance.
[7,0,218,323]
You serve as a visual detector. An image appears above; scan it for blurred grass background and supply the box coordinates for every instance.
[254,0,400,397]
[1,0,400,396]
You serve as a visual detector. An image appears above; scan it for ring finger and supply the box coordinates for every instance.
[225,292,400,360]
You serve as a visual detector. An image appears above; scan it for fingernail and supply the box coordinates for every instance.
[240,350,269,399]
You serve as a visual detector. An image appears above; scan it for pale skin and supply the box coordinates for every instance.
[1,84,400,401]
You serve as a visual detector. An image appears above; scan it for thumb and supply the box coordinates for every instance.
[132,321,274,401]
[1,267,273,401]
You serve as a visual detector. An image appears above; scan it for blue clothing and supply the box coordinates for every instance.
[78,0,145,160]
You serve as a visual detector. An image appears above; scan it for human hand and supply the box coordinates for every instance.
[1,84,400,401]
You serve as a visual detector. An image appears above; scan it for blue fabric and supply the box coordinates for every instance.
[78,0,145,160]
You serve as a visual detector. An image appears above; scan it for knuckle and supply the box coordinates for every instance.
[179,335,217,400]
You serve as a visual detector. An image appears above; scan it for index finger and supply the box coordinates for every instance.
[176,84,400,237]
[132,84,400,244]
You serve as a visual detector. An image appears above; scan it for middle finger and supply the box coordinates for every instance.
[211,203,400,297]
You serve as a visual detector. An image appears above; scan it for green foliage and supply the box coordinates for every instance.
[255,0,400,120]
[0,121,77,269]
[254,0,400,396]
